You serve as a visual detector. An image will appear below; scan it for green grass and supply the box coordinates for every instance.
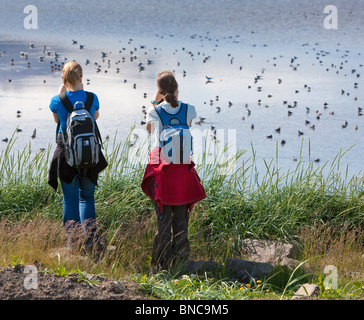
[0,127,363,299]
[133,264,363,300]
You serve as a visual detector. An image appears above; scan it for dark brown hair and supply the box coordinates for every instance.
[157,71,179,108]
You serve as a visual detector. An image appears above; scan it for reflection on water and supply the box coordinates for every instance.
[0,0,363,178]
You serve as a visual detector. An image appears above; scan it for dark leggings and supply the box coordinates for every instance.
[152,203,190,270]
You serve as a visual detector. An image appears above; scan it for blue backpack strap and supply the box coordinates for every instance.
[154,105,165,126]
[178,103,188,125]
[154,103,188,126]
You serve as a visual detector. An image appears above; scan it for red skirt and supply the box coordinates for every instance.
[141,148,206,212]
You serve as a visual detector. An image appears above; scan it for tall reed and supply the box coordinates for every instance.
[0,128,363,259]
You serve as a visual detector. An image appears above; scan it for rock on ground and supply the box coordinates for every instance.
[224,258,274,282]
[180,258,274,283]
[179,239,305,282]
[242,238,301,268]
[292,283,320,300]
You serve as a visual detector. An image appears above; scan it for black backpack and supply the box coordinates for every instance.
[56,91,102,169]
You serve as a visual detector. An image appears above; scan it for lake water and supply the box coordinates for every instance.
[0,0,363,179]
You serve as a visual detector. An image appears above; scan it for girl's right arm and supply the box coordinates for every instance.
[51,85,65,123]
[58,84,67,94]
[52,112,59,123]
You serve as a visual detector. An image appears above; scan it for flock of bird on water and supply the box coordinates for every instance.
[1,34,362,164]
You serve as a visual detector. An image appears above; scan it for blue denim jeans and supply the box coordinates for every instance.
[60,175,96,247]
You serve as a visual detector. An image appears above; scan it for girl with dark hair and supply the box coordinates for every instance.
[141,71,206,271]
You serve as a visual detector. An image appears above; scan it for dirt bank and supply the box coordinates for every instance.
[0,266,149,300]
